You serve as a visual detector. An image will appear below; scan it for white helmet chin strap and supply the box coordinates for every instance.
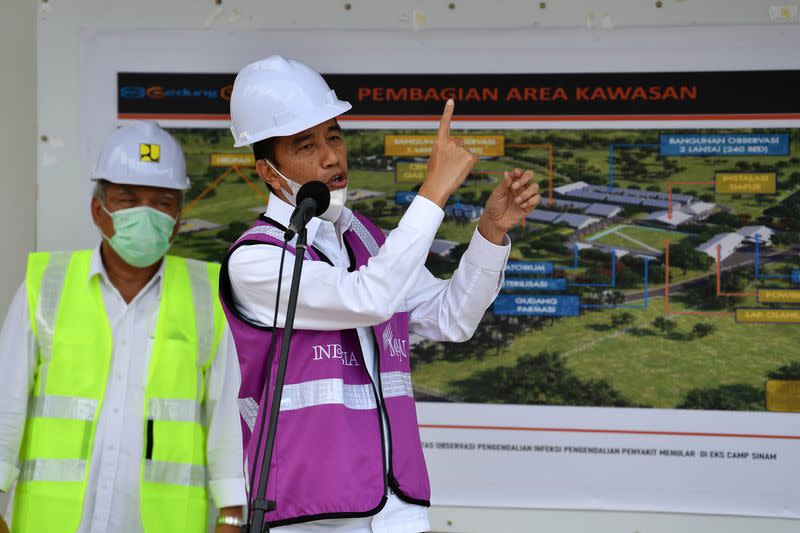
[264,159,347,223]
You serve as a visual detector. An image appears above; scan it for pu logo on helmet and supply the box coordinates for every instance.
[139,143,160,162]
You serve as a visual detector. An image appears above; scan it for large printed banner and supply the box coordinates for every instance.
[118,70,800,518]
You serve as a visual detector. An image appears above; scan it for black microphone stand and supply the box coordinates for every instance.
[244,227,308,533]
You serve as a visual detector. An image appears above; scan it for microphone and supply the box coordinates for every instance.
[284,181,331,241]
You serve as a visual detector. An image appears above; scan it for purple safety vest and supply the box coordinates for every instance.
[219,213,430,527]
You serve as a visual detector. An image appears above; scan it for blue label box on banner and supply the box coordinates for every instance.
[660,133,789,157]
[505,261,554,275]
[493,295,580,317]
[793,270,800,284]
[502,278,567,291]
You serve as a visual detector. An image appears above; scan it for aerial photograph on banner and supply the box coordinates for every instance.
[168,126,800,412]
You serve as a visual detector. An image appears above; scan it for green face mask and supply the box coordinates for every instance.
[101,203,177,268]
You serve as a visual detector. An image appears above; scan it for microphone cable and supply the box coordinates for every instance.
[246,238,289,528]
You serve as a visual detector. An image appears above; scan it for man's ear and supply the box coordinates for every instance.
[256,159,283,193]
[90,196,104,226]
[91,196,116,238]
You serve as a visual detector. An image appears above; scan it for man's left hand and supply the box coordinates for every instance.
[478,168,541,244]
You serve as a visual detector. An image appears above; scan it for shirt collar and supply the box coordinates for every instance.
[263,193,353,248]
[88,245,165,290]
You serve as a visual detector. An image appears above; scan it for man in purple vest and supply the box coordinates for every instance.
[219,56,541,532]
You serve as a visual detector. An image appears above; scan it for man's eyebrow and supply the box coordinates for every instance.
[291,133,314,147]
[114,186,136,196]
[328,124,342,133]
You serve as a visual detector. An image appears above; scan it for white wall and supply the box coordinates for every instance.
[19,0,800,531]
[0,0,36,521]
[0,0,36,311]
[0,0,36,513]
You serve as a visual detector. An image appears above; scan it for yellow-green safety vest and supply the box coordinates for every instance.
[13,250,226,533]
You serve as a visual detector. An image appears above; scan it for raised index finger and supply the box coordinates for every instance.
[437,99,455,139]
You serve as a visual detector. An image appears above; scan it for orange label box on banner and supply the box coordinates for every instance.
[385,135,505,157]
[715,173,776,194]
[210,153,256,167]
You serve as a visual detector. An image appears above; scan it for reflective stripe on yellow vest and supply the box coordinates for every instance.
[13,250,225,533]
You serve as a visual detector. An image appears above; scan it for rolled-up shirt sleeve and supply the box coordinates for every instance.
[406,227,510,342]
[203,327,247,508]
[0,282,36,492]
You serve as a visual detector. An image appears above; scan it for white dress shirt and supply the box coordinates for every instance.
[228,194,510,533]
[0,247,246,532]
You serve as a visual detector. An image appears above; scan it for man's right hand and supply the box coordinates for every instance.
[418,99,478,207]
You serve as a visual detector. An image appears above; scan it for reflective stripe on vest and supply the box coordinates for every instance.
[32,251,71,396]
[380,371,414,400]
[29,395,98,421]
[20,458,87,483]
[277,372,414,412]
[350,217,380,257]
[15,251,224,533]
[238,397,259,433]
[185,258,215,369]
[144,460,206,487]
[149,398,202,424]
[280,379,377,412]
[238,225,313,259]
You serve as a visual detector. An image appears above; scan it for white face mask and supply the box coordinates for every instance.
[265,160,347,223]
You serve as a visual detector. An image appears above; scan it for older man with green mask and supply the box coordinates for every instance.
[0,122,246,532]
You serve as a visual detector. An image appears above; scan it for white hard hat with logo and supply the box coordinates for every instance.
[92,121,190,190]
[229,55,352,148]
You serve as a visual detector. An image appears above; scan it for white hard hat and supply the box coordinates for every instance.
[92,121,190,190]
[229,55,352,148]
